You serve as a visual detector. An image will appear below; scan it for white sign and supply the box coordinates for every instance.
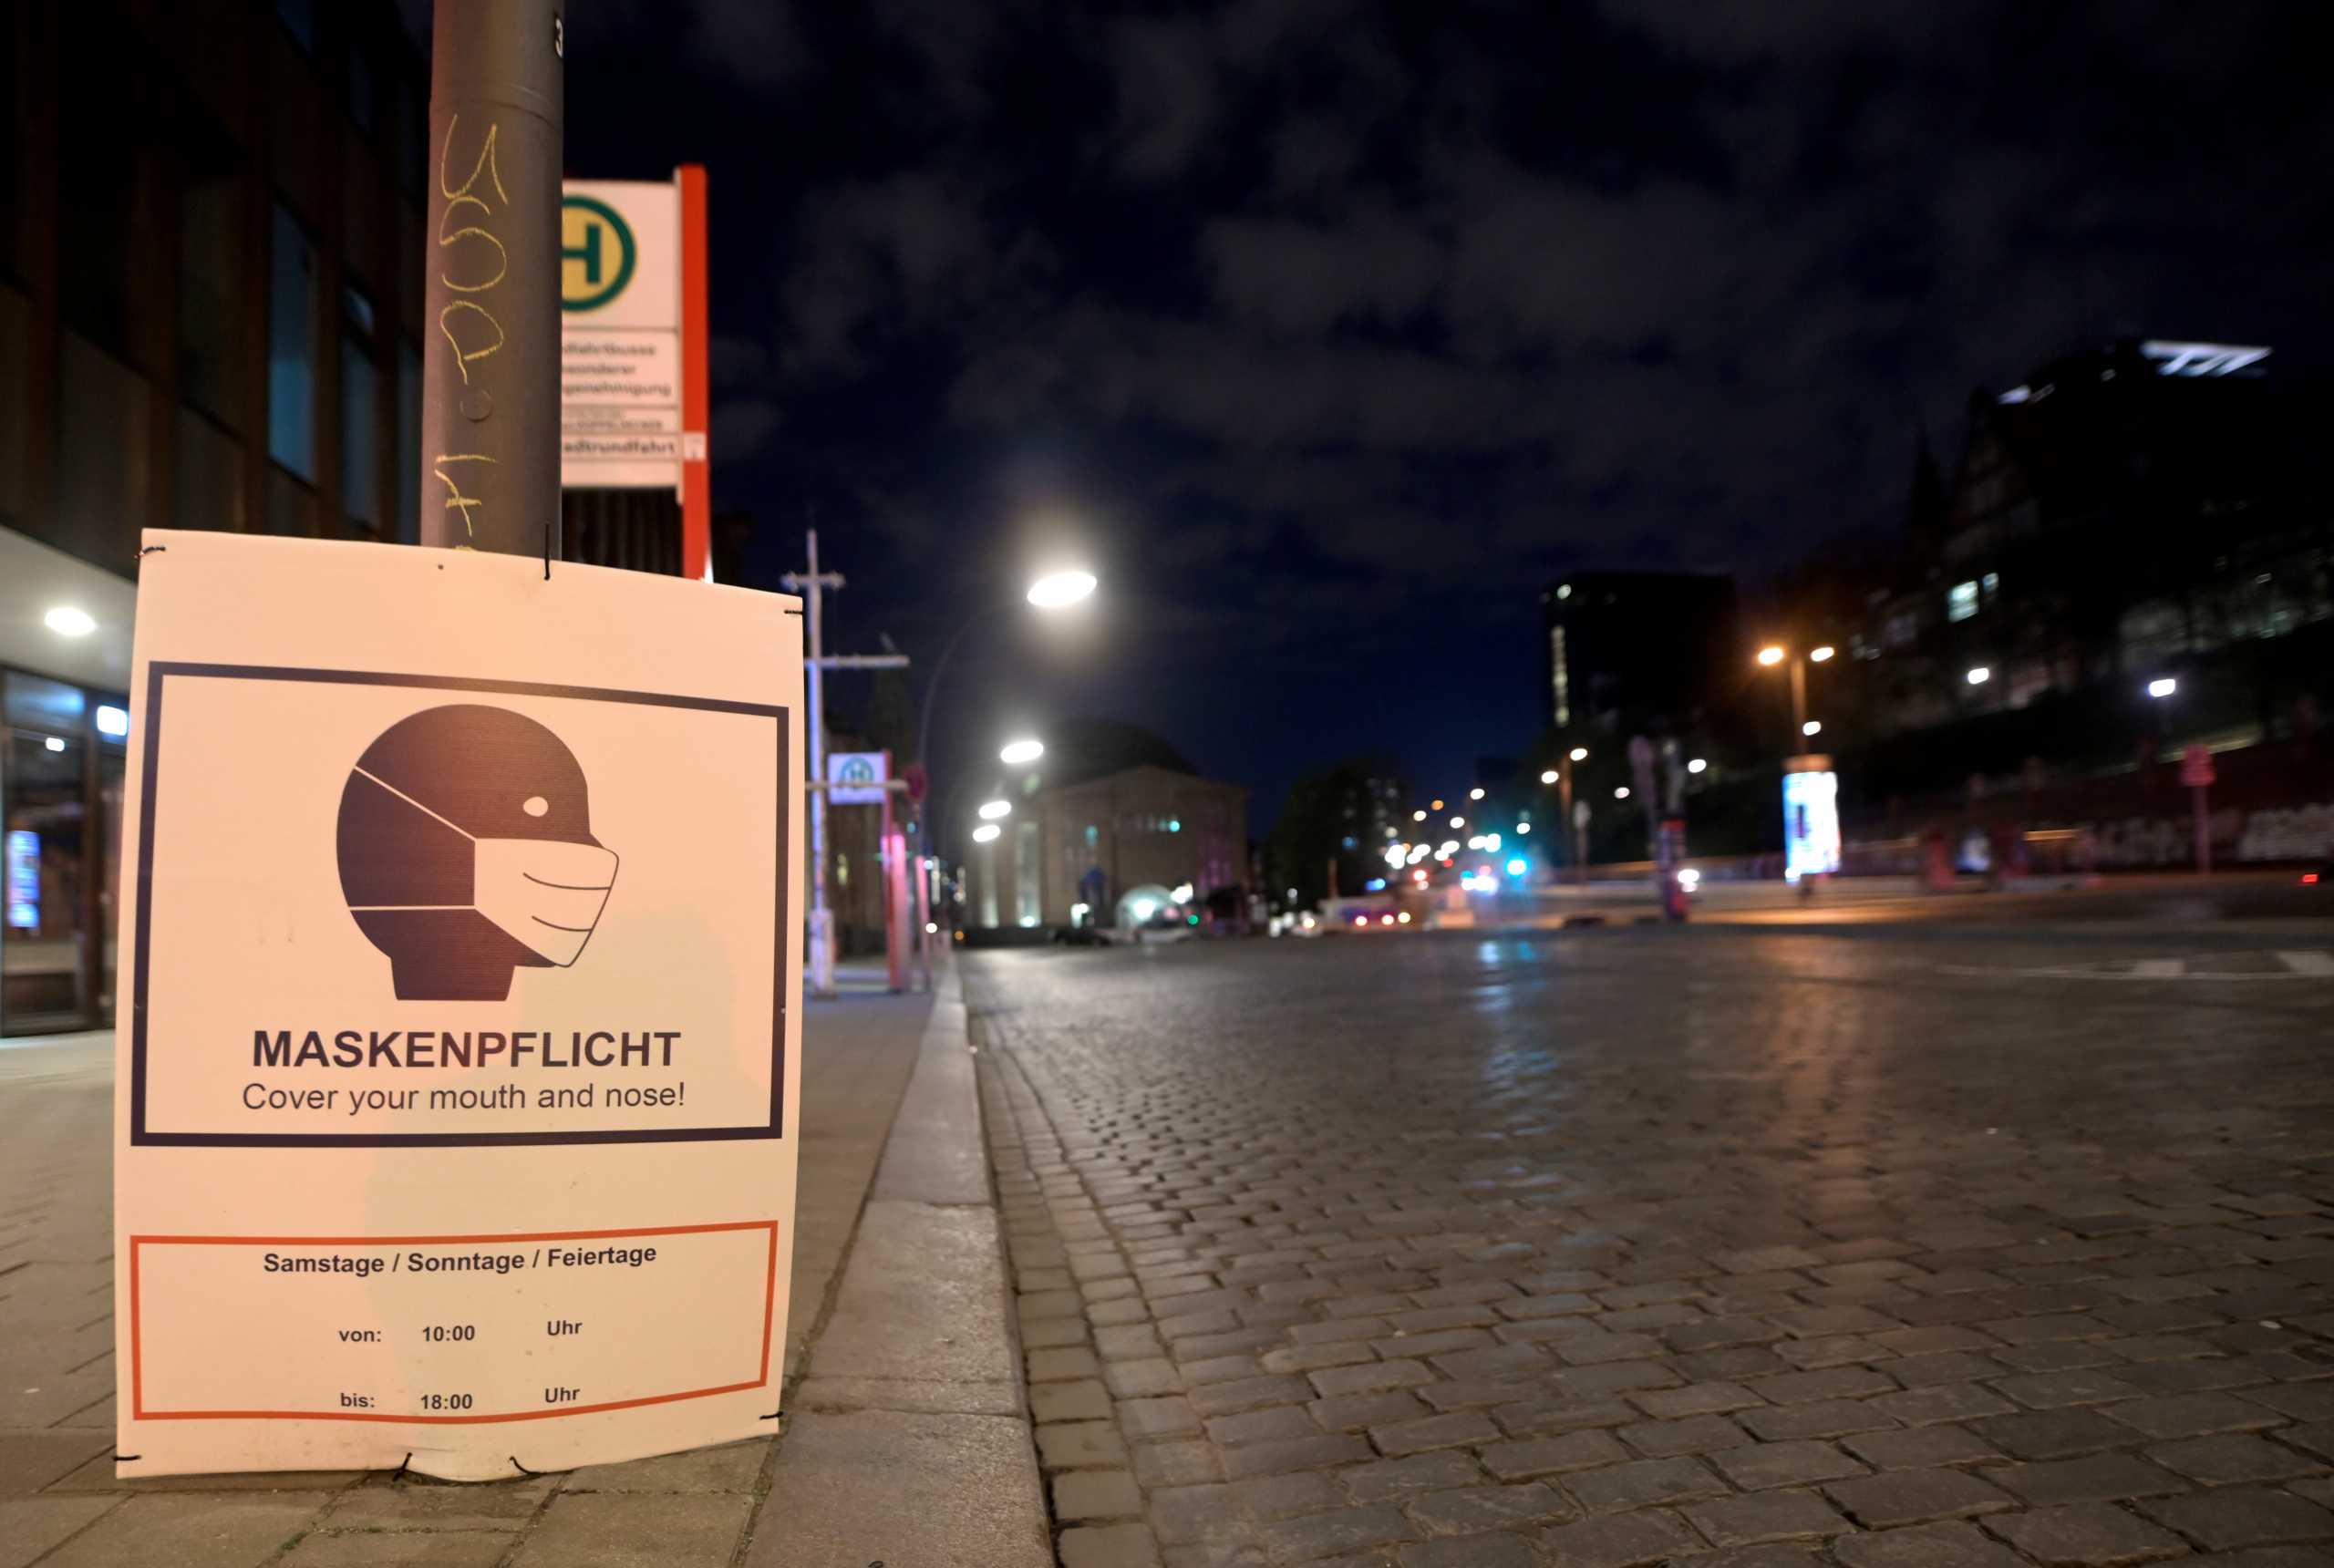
[563,180,684,490]
[827,751,888,806]
[114,531,802,1480]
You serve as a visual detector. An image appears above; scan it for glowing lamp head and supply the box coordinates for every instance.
[1687,758,1707,774]
[1539,769,1558,784]
[1810,645,1835,663]
[2147,677,2177,699]
[1802,720,1822,737]
[1757,645,1786,666]
[1027,570,1098,609]
[1569,747,1588,762]
[45,606,97,637]
[971,822,1001,843]
[998,738,1045,764]
[977,799,1012,820]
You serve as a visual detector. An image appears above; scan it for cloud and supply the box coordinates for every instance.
[1110,20,1225,180]
[711,397,783,464]
[1203,210,1444,335]
[683,0,806,88]
[782,173,1005,372]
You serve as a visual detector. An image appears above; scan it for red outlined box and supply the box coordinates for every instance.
[129,1221,779,1423]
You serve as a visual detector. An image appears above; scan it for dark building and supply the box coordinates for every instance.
[0,1,709,1035]
[2,0,433,1037]
[1541,573,1742,741]
[961,719,1248,933]
[1845,337,2332,761]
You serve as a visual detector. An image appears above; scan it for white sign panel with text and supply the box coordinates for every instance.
[114,531,801,1480]
[562,180,685,489]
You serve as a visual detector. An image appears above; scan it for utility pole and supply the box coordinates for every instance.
[419,0,565,557]
[782,531,842,996]
[781,531,910,998]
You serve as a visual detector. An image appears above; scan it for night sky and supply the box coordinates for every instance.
[451,2,2333,826]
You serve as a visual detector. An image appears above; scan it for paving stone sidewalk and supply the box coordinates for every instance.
[0,971,997,1568]
[967,932,2334,1568]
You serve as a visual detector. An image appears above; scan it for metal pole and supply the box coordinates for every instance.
[1789,657,1807,747]
[1558,765,1575,883]
[2193,784,2211,876]
[803,531,833,996]
[419,0,564,556]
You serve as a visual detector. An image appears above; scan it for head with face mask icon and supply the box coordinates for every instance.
[336,705,619,1001]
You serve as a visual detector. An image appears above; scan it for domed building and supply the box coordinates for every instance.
[958,719,1248,934]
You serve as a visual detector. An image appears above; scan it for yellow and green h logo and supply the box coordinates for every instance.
[561,196,636,312]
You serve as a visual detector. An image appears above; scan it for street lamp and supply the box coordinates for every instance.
[1966,665,1991,686]
[1755,645,1826,748]
[1539,747,1591,882]
[977,799,1012,820]
[1469,787,1485,800]
[1802,720,1823,738]
[971,823,1001,844]
[913,565,1099,944]
[999,738,1045,764]
[2147,677,2177,699]
[1687,758,1708,774]
[1027,569,1098,609]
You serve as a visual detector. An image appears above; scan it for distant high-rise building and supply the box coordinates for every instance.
[1541,573,1741,739]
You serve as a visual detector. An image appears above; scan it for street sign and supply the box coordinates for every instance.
[112,531,802,1480]
[561,171,713,581]
[2181,744,2215,788]
[561,181,679,487]
[827,750,889,805]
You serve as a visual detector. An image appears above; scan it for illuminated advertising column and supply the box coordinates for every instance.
[1782,755,1841,882]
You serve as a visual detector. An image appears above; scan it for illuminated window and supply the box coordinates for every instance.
[1947,581,1978,623]
[340,286,379,536]
[1549,625,1570,727]
[1015,822,1039,926]
[267,203,319,481]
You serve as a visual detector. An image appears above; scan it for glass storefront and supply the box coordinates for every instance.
[3,668,128,1036]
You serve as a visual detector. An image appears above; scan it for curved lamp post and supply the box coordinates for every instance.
[912,570,1096,949]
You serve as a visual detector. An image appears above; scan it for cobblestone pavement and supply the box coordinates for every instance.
[970,924,2334,1568]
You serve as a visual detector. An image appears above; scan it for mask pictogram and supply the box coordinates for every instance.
[336,705,619,1000]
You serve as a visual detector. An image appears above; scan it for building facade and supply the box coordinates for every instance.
[2,0,432,1036]
[1841,338,2331,768]
[1542,572,1741,739]
[0,1,711,1034]
[965,763,1248,933]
